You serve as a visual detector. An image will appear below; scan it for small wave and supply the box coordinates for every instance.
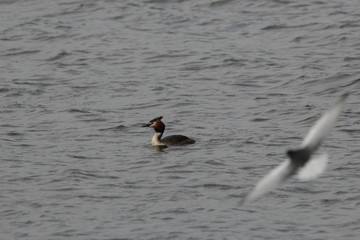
[98,125,127,131]
[46,51,71,61]
[262,23,315,30]
[0,49,40,57]
[210,0,235,7]
[77,194,125,200]
[183,183,239,190]
[63,168,119,180]
[66,108,91,113]
[5,131,24,136]
[0,88,10,93]
[250,117,270,122]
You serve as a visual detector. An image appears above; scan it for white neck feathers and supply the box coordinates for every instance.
[151,133,166,146]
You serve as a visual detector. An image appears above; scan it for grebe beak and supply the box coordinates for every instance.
[142,123,151,127]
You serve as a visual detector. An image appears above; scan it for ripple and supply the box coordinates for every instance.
[0,49,41,57]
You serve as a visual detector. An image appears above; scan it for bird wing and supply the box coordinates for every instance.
[241,160,296,205]
[300,94,348,152]
[297,153,328,181]
[241,94,348,205]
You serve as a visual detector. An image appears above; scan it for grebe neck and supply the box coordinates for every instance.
[151,132,166,146]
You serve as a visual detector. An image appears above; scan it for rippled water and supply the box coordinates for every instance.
[1,0,360,239]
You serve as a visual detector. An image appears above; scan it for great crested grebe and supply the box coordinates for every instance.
[142,116,195,146]
[241,93,348,205]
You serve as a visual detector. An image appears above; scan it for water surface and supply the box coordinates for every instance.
[1,0,359,239]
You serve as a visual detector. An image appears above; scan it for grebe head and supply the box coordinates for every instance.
[142,116,165,133]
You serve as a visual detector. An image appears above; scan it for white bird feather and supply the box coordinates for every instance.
[241,94,348,205]
[297,153,328,181]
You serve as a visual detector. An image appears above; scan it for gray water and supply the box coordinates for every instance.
[1,0,360,239]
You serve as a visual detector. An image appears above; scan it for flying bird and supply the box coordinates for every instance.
[241,93,348,205]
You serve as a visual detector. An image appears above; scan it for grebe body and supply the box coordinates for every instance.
[143,116,195,146]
